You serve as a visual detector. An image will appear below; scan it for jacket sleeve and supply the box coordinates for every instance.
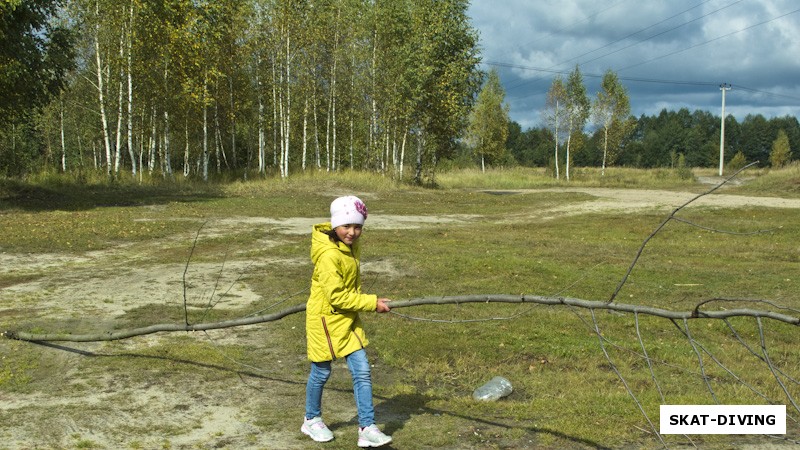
[316,250,377,312]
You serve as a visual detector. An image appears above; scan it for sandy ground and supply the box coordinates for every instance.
[1,186,798,449]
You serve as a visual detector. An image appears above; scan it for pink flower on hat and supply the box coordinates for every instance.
[354,199,368,219]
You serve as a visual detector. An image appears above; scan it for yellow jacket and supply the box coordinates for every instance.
[305,222,377,362]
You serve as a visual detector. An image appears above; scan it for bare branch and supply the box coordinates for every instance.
[757,317,800,414]
[681,318,719,403]
[183,222,207,326]
[609,161,759,302]
[635,312,665,403]
[590,309,667,448]
[4,294,798,343]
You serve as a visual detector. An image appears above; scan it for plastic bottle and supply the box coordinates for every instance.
[472,376,513,401]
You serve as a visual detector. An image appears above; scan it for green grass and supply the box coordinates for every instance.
[1,168,798,449]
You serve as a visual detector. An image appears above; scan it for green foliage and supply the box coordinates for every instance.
[593,69,633,171]
[466,69,509,169]
[770,129,792,168]
[675,153,693,180]
[727,150,747,171]
[0,0,75,126]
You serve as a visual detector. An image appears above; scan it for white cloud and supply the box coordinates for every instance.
[469,0,800,127]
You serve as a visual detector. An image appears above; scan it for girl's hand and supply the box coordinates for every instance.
[376,298,391,313]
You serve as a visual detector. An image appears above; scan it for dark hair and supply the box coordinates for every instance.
[325,229,341,243]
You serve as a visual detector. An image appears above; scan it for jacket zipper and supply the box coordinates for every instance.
[321,317,337,360]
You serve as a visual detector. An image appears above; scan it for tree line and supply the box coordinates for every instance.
[506,106,799,175]
[1,0,481,183]
[1,1,796,182]
[484,65,798,177]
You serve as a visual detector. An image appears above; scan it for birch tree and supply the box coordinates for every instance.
[593,69,632,176]
[564,65,590,181]
[409,0,481,184]
[466,69,509,172]
[544,76,567,179]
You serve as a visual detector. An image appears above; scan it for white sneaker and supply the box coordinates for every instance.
[301,416,334,442]
[357,424,392,447]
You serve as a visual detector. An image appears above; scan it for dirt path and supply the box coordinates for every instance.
[1,187,798,449]
[488,187,800,217]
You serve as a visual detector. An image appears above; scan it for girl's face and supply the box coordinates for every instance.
[334,224,363,246]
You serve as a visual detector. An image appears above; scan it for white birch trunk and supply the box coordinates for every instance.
[114,33,124,175]
[183,118,190,177]
[283,30,290,178]
[330,13,338,172]
[565,123,572,182]
[213,80,223,173]
[325,90,331,171]
[399,128,407,179]
[302,97,308,171]
[60,100,66,172]
[163,109,172,176]
[370,34,377,171]
[149,106,156,173]
[256,55,265,175]
[94,4,112,175]
[229,75,236,169]
[277,58,285,178]
[602,126,609,176]
[272,60,278,169]
[331,70,337,172]
[312,74,321,169]
[126,2,136,176]
[202,76,209,181]
[349,114,354,170]
[554,99,560,180]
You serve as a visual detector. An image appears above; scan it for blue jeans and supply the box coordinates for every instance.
[305,348,375,428]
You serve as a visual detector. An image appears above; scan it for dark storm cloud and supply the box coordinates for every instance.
[468,0,800,129]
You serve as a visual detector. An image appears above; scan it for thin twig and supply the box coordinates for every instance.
[672,319,789,416]
[634,312,665,403]
[183,221,207,326]
[723,318,800,386]
[591,310,667,449]
[681,318,718,403]
[609,161,759,302]
[757,317,800,415]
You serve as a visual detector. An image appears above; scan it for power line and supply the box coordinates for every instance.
[616,6,800,72]
[485,60,719,87]
[485,60,799,105]
[549,0,725,77]
[498,0,738,94]
[483,5,800,107]
[732,85,800,103]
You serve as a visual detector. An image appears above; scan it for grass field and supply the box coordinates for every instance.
[1,166,799,449]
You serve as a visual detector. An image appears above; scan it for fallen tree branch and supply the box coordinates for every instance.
[3,294,798,342]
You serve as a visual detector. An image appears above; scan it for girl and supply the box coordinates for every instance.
[301,195,393,448]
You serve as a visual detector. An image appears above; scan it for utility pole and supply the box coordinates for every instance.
[718,83,731,176]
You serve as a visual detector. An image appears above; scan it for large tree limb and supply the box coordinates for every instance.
[3,294,798,343]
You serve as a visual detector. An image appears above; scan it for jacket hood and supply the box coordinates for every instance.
[311,222,358,264]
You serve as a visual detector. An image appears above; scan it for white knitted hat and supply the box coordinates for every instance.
[330,196,368,228]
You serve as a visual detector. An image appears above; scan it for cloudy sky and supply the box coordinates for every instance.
[467,0,800,130]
